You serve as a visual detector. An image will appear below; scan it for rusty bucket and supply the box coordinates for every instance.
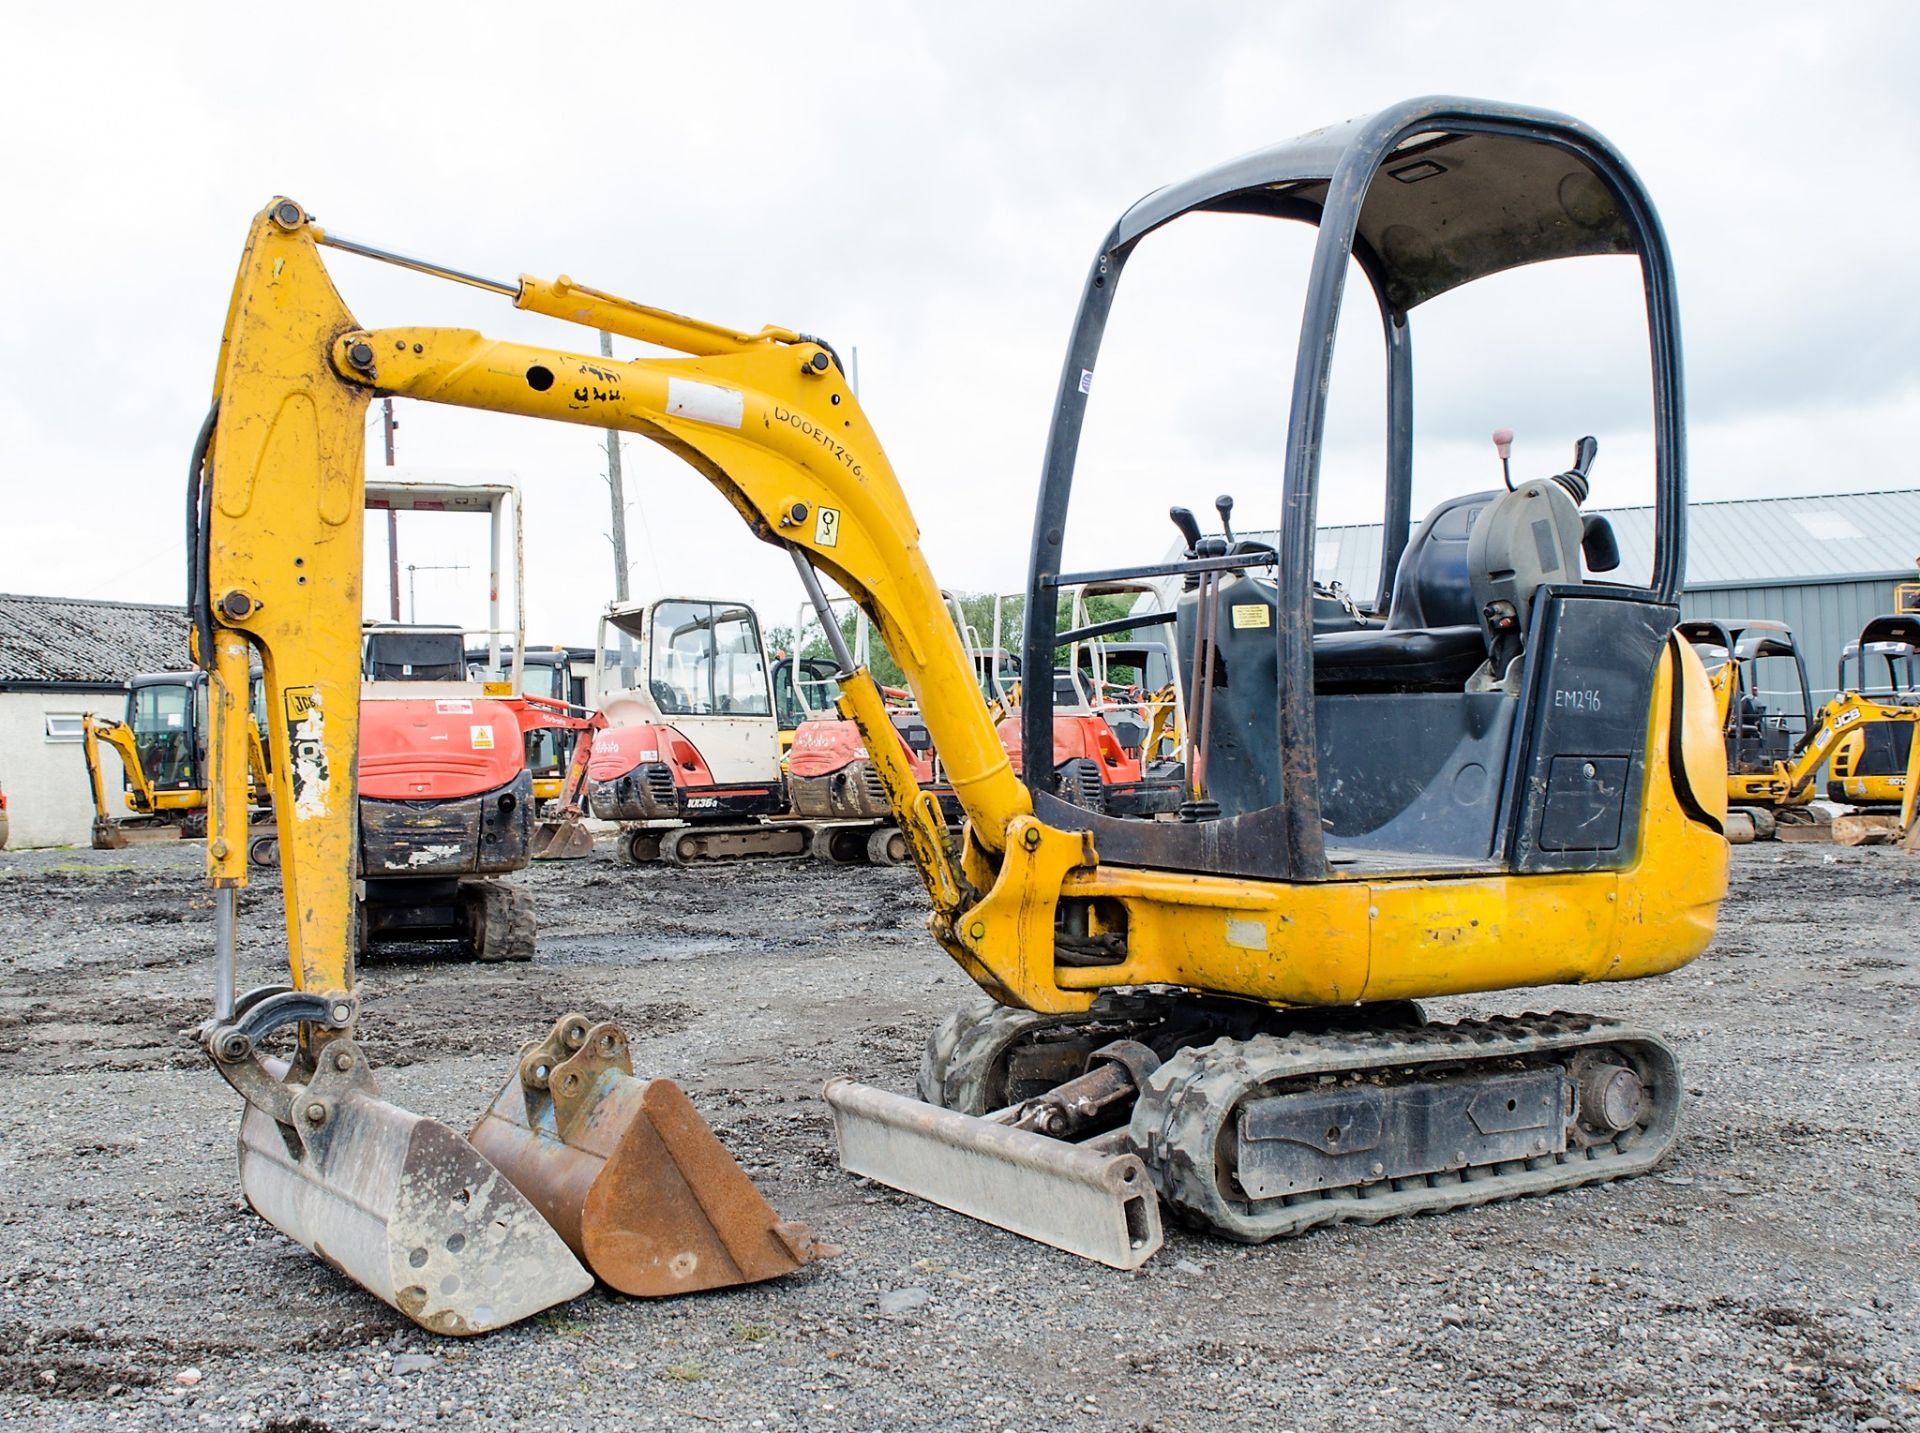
[470,1014,826,1296]
[529,811,595,861]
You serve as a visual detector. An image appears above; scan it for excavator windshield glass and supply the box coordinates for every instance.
[129,679,201,791]
[645,601,772,718]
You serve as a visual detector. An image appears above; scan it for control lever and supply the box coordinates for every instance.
[1168,505,1202,555]
[1554,435,1600,505]
[1491,428,1514,490]
[1214,494,1235,542]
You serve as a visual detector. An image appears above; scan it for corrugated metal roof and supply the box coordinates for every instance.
[1223,487,1920,596]
[0,593,190,686]
[1611,488,1920,588]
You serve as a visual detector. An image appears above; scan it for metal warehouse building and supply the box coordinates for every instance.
[1311,488,1920,706]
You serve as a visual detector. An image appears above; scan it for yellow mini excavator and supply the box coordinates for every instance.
[194,98,1730,1333]
[83,670,271,849]
[1681,617,1920,846]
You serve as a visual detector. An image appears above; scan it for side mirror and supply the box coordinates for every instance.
[1581,514,1621,573]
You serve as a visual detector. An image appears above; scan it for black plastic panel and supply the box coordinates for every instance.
[361,769,533,879]
[1509,592,1676,873]
[1320,694,1515,858]
[1538,756,1630,851]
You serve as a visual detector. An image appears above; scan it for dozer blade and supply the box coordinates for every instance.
[1832,812,1904,847]
[93,819,180,849]
[822,1077,1163,1270]
[238,1051,591,1335]
[530,813,594,861]
[470,1014,826,1296]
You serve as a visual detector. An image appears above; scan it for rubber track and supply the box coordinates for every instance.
[1128,1011,1680,1243]
[916,992,1169,1111]
[472,879,536,963]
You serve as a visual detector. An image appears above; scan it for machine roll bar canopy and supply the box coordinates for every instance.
[1022,95,1687,878]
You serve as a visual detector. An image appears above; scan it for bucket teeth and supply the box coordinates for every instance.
[235,1048,591,1335]
[471,1013,828,1297]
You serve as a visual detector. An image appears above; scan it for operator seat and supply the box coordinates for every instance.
[1311,491,1498,693]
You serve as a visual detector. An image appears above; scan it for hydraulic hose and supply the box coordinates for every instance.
[185,402,219,671]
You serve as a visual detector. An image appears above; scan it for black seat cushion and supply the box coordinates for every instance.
[1312,623,1487,693]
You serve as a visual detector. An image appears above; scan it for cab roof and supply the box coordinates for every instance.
[1112,96,1639,313]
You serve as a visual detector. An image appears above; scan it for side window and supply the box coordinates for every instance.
[710,607,771,717]
[772,663,797,729]
[650,601,708,715]
[648,603,771,716]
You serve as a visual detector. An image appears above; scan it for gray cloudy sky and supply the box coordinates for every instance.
[4,2,1917,644]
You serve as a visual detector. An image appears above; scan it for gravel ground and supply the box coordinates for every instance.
[0,838,1915,1432]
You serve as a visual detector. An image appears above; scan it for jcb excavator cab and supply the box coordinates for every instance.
[1837,617,1920,698]
[1675,618,1821,839]
[126,672,208,794]
[85,671,275,849]
[1677,619,1813,774]
[1829,614,1920,807]
[1020,100,1698,876]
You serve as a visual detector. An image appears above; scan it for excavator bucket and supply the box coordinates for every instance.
[529,811,595,861]
[470,1014,827,1295]
[237,1052,592,1335]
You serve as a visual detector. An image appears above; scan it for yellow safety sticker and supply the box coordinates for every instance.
[470,725,495,750]
[1231,604,1272,630]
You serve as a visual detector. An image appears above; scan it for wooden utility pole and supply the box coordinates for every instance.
[383,398,401,620]
[600,330,630,603]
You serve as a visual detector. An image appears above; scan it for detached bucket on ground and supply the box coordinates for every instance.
[237,1051,592,1335]
[529,813,594,861]
[470,1014,827,1296]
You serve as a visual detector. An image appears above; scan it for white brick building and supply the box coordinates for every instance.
[0,594,191,848]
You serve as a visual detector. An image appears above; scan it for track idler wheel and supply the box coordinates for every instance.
[865,826,909,865]
[616,828,665,865]
[815,825,871,865]
[470,1014,829,1296]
